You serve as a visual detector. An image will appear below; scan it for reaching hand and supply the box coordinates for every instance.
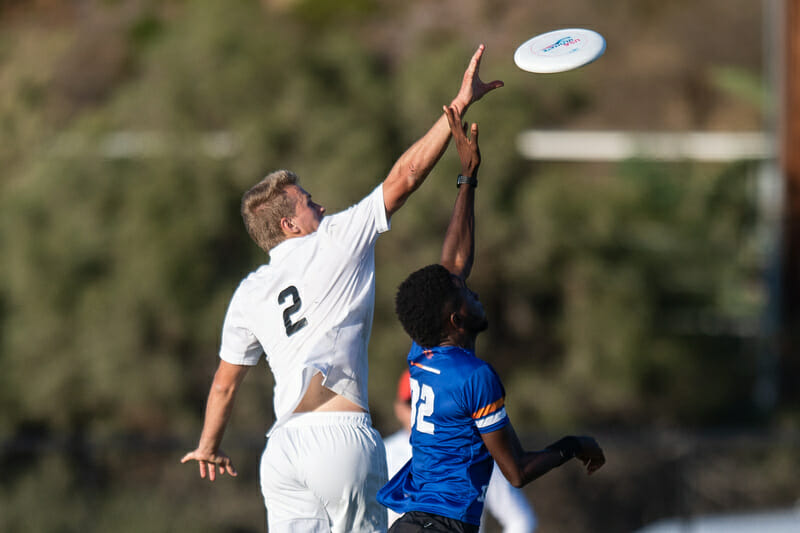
[454,44,504,112]
[181,448,238,481]
[444,105,480,178]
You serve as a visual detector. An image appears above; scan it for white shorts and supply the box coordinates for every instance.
[260,412,389,533]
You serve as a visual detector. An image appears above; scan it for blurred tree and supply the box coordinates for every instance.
[0,0,768,439]
[0,0,777,530]
[496,159,762,429]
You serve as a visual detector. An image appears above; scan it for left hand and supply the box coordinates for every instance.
[575,436,606,475]
[453,44,504,112]
[181,448,238,481]
[444,105,480,178]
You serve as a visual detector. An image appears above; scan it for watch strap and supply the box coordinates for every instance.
[457,174,478,188]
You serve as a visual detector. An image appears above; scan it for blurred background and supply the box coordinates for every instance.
[1,0,798,531]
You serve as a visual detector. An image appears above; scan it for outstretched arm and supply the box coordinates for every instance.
[482,424,606,488]
[440,105,480,278]
[382,44,503,218]
[181,360,249,481]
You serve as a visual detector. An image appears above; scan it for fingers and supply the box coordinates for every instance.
[181,451,212,480]
[182,451,236,481]
[217,458,238,477]
[458,45,503,106]
[207,458,232,481]
[444,104,463,124]
[443,105,457,130]
[579,451,606,475]
[586,458,604,475]
[475,79,504,101]
[205,457,237,480]
[574,437,605,474]
[468,44,485,75]
[181,451,209,479]
[444,105,469,140]
[461,122,477,142]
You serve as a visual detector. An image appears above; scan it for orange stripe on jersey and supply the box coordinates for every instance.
[472,397,505,420]
[410,361,441,374]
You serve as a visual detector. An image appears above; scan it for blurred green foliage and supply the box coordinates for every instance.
[0,0,783,531]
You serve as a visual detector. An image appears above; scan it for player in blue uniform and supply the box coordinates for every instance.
[378,105,606,533]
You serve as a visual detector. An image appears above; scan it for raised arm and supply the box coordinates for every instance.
[382,44,503,218]
[440,105,480,278]
[481,424,606,488]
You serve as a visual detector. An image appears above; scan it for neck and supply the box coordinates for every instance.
[439,332,476,351]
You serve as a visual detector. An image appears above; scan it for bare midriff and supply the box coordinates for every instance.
[293,372,365,413]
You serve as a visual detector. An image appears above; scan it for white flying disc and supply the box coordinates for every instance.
[514,28,606,73]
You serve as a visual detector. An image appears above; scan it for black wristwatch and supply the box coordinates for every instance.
[457,174,478,188]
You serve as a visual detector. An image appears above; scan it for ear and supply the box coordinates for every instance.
[449,311,463,330]
[280,216,295,236]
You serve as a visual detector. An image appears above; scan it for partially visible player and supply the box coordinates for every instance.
[378,105,605,533]
[383,369,537,533]
[181,45,503,533]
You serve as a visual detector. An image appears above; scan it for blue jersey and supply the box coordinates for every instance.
[377,342,509,525]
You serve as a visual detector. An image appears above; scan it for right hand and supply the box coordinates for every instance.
[575,436,606,475]
[181,448,238,481]
[444,105,480,178]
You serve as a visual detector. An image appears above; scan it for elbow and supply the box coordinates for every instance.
[508,475,525,489]
[402,166,424,194]
[211,381,235,395]
[210,382,238,403]
[210,375,241,399]
[501,467,525,488]
[383,167,421,216]
[395,156,429,192]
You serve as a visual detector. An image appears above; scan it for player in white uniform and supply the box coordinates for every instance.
[383,369,537,533]
[181,45,503,533]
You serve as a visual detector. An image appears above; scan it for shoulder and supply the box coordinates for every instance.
[233,264,272,295]
[447,347,495,377]
[226,262,286,313]
[321,185,388,233]
[456,355,505,401]
[464,358,503,388]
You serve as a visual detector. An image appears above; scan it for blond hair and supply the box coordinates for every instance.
[241,169,299,252]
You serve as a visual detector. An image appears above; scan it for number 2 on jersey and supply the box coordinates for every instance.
[409,377,435,434]
[278,285,308,337]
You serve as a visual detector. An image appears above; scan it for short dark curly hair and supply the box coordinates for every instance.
[395,264,461,348]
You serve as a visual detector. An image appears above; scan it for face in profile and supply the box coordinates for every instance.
[285,185,325,236]
[451,275,488,334]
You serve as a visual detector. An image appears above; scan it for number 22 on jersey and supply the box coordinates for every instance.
[410,377,435,434]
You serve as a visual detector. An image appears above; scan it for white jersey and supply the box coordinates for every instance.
[382,429,413,526]
[484,467,538,533]
[219,184,390,434]
[383,429,412,480]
